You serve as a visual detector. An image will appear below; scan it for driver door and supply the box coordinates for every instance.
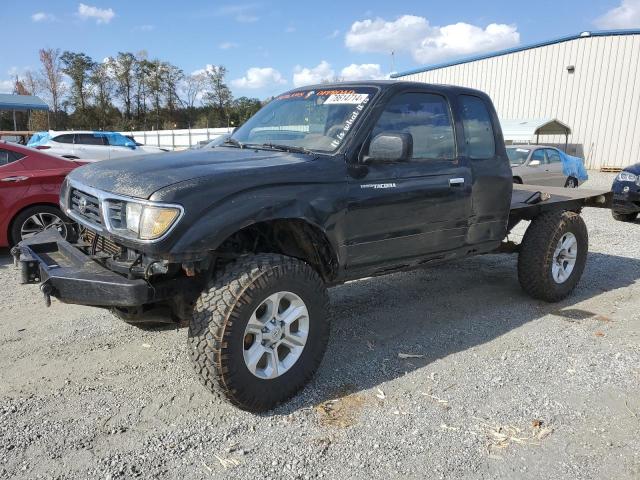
[344,91,471,269]
[524,149,549,185]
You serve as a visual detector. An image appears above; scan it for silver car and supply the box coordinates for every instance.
[507,145,579,188]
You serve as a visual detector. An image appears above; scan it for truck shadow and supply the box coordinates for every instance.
[1,248,638,416]
[273,251,640,415]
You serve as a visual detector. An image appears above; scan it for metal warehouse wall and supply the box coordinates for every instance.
[396,33,640,170]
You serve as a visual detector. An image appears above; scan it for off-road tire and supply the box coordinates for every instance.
[518,210,588,302]
[612,211,638,222]
[188,254,330,412]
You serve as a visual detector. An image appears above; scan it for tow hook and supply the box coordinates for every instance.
[40,281,53,308]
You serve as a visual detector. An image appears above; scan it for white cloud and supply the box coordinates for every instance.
[219,42,239,50]
[292,61,334,87]
[0,79,14,93]
[414,22,520,64]
[594,0,640,28]
[340,63,386,81]
[77,3,115,24]
[346,15,429,54]
[232,67,286,89]
[327,29,340,39]
[216,4,259,23]
[345,14,520,64]
[285,26,296,33]
[32,12,56,22]
[134,24,154,32]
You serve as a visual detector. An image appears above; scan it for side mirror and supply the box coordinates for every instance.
[529,159,541,166]
[364,132,412,164]
[124,140,137,149]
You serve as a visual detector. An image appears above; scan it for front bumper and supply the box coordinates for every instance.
[612,187,640,214]
[12,230,168,307]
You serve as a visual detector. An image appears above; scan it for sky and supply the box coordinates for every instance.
[1,0,639,100]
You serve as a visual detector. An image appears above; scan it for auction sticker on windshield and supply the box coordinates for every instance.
[324,93,370,104]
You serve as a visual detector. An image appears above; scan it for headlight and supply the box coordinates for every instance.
[617,171,638,183]
[125,204,180,240]
[104,199,182,241]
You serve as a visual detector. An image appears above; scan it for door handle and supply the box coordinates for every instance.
[449,178,465,187]
[1,176,28,183]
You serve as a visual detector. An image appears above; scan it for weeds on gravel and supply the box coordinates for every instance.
[470,418,554,456]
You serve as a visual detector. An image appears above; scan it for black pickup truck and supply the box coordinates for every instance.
[13,81,611,412]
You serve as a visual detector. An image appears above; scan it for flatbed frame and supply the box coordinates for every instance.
[510,184,612,223]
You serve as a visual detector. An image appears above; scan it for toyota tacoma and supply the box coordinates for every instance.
[12,81,611,412]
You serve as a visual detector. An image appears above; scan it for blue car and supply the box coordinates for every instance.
[611,163,640,222]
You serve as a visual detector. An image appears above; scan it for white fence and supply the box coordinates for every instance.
[120,127,234,150]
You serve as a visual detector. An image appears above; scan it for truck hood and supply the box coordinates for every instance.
[67,147,312,199]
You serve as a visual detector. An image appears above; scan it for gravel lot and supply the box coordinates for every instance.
[1,171,638,480]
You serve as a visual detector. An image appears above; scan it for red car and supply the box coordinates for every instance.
[0,141,84,247]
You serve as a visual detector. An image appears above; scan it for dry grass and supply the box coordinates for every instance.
[315,385,366,428]
[471,418,554,456]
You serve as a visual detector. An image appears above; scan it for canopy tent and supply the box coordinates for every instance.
[500,118,571,146]
[0,94,49,131]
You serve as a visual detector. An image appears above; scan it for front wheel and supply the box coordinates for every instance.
[518,210,588,302]
[10,205,75,245]
[188,254,330,412]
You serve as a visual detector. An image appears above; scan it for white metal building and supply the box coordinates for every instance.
[392,30,640,170]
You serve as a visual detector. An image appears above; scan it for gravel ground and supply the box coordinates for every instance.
[0,171,638,480]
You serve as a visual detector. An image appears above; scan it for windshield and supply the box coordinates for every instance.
[506,147,531,165]
[230,87,378,153]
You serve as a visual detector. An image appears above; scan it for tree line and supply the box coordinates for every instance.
[4,48,264,133]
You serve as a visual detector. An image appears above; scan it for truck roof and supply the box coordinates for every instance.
[286,80,490,98]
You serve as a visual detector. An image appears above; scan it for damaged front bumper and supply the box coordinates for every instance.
[11,229,190,308]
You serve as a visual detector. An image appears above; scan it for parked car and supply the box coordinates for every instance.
[27,131,168,161]
[507,145,585,187]
[14,81,612,412]
[611,163,640,222]
[0,141,83,247]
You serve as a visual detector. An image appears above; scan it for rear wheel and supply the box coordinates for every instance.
[513,177,523,184]
[612,211,638,222]
[10,205,73,245]
[565,177,578,188]
[188,254,330,412]
[518,210,588,302]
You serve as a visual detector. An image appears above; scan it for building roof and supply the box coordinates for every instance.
[500,118,571,142]
[391,29,640,78]
[0,94,49,111]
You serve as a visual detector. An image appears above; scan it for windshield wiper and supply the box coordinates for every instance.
[258,143,313,155]
[221,137,245,148]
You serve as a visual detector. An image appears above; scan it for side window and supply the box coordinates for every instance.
[105,133,131,147]
[531,149,546,163]
[76,133,107,146]
[53,134,74,144]
[372,92,455,161]
[459,95,496,159]
[0,149,11,166]
[0,148,24,166]
[546,149,561,163]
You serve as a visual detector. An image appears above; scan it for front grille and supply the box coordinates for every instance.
[82,228,123,257]
[71,189,103,225]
